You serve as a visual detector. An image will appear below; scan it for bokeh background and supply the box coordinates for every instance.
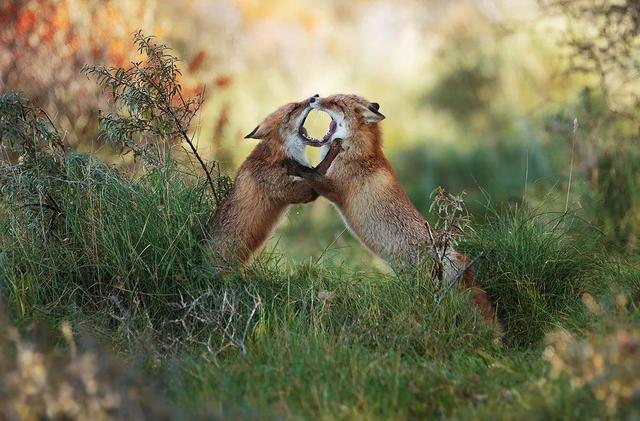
[2,0,637,269]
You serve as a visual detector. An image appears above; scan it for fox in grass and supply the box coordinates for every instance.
[286,94,499,327]
[208,95,340,265]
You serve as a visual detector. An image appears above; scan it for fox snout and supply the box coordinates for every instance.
[309,94,325,110]
[308,94,320,107]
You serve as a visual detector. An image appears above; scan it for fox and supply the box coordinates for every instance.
[286,94,500,328]
[207,95,340,265]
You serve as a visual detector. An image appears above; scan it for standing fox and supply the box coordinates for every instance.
[287,94,499,327]
[208,95,339,265]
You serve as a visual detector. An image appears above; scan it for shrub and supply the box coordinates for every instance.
[542,0,640,251]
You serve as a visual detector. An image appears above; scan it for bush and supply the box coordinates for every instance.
[542,0,640,251]
[543,288,640,419]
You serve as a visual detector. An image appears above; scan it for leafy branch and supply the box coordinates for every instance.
[0,93,67,228]
[425,187,471,291]
[0,93,65,153]
[83,30,221,204]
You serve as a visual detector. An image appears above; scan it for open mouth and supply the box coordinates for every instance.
[298,109,337,147]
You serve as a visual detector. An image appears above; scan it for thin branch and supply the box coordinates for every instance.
[434,253,483,306]
[133,62,220,204]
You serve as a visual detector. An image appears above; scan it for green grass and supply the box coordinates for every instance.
[167,347,605,420]
[1,153,637,419]
[462,207,603,347]
[1,155,213,323]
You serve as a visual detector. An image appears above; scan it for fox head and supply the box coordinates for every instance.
[245,95,329,164]
[309,94,385,155]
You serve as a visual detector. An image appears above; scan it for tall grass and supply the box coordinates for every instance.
[0,126,630,418]
[1,156,213,323]
[462,207,602,347]
[1,147,496,358]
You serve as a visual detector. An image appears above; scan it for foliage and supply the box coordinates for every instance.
[0,93,65,152]
[425,33,498,124]
[84,31,223,201]
[1,31,228,232]
[0,34,229,347]
[424,187,471,293]
[0,0,157,145]
[543,0,640,111]
[0,0,223,149]
[544,291,640,418]
[392,137,555,217]
[0,93,67,228]
[542,0,640,250]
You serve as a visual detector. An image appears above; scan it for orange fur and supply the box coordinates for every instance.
[297,94,501,329]
[207,98,319,265]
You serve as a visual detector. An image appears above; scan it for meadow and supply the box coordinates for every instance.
[1,1,640,419]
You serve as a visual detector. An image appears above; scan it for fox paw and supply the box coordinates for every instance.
[284,158,315,178]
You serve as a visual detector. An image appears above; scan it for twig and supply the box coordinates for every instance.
[134,64,220,205]
[166,102,220,205]
[166,287,261,357]
[434,253,483,306]
[425,220,444,287]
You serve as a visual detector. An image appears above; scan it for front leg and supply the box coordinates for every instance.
[286,179,319,204]
[284,159,340,203]
[316,140,342,175]
[285,140,342,177]
[259,165,318,205]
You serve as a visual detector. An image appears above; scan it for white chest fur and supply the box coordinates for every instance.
[284,135,309,166]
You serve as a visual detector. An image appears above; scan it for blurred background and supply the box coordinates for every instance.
[2,0,638,269]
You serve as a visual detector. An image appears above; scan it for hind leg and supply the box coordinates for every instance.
[461,265,503,333]
[452,252,503,334]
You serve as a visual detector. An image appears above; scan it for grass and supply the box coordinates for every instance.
[2,155,213,323]
[1,149,638,419]
[168,347,606,419]
[462,207,603,347]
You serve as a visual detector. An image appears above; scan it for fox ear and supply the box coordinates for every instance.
[244,124,269,139]
[360,103,385,123]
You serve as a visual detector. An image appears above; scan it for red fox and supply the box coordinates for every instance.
[208,95,339,265]
[287,94,499,327]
